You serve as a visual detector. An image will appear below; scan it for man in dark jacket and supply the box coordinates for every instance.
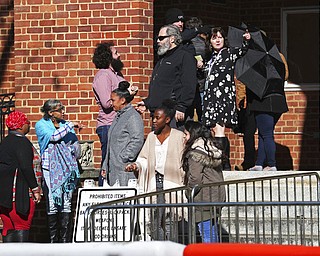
[164,8,197,55]
[136,24,197,130]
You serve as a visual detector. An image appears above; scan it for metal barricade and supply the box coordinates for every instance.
[83,172,320,246]
[0,93,15,141]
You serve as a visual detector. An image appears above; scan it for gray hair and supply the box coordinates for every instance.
[41,99,65,120]
[161,24,182,46]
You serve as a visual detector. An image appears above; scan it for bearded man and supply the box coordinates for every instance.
[92,42,125,186]
[137,25,197,130]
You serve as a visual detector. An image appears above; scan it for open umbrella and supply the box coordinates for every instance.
[234,31,285,99]
[227,23,260,48]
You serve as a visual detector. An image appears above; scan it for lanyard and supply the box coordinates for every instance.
[204,49,225,90]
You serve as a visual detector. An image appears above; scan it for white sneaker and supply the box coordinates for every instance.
[249,165,263,171]
[263,166,277,171]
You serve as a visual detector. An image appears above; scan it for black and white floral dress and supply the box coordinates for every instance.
[202,44,248,128]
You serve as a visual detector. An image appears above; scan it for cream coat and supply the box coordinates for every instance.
[136,128,185,195]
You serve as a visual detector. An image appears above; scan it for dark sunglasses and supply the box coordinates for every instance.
[52,106,65,112]
[157,35,170,41]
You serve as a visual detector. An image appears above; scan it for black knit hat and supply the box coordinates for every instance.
[165,8,184,24]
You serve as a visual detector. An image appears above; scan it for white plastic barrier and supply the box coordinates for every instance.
[0,241,185,256]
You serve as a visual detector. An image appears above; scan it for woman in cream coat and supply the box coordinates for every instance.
[126,99,185,241]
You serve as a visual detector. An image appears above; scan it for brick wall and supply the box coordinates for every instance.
[0,0,317,171]
[153,0,319,171]
[0,0,14,94]
[1,0,154,243]
[154,0,240,35]
[228,90,320,171]
[13,0,154,167]
[0,0,319,242]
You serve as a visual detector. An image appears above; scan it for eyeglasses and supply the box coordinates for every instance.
[157,35,170,41]
[52,106,65,113]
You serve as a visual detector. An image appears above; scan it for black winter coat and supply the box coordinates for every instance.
[144,45,197,114]
[0,132,38,215]
[247,76,289,114]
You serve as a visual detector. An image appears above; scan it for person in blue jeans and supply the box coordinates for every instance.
[248,53,289,172]
[182,120,226,242]
[253,112,281,171]
[92,42,125,186]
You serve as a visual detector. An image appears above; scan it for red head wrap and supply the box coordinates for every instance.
[5,111,29,130]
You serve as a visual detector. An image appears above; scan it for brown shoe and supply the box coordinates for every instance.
[235,164,244,171]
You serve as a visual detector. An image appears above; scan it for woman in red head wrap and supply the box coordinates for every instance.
[0,111,42,242]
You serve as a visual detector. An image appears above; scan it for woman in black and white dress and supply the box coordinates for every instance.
[202,27,250,170]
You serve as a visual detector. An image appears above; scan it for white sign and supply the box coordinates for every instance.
[73,187,137,242]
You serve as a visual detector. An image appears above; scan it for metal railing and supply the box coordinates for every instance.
[0,93,15,141]
[83,172,320,245]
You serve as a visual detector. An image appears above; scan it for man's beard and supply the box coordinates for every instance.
[157,40,171,56]
[111,58,124,73]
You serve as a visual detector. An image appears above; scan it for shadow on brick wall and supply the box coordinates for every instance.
[0,0,14,87]
[276,143,293,170]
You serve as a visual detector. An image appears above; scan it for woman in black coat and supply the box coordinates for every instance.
[248,53,289,171]
[0,111,41,242]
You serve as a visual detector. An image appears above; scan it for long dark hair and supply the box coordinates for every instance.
[182,120,222,175]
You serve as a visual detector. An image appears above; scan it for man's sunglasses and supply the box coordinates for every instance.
[157,35,170,41]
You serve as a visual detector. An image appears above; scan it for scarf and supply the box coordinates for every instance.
[48,141,80,206]
[35,118,76,154]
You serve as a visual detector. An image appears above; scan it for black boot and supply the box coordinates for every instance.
[14,230,29,242]
[47,214,59,243]
[216,137,231,171]
[59,212,71,243]
[2,230,16,243]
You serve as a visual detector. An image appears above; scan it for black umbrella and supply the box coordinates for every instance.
[234,31,285,99]
[227,23,260,48]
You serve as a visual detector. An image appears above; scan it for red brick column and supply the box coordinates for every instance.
[0,0,14,94]
[14,0,154,167]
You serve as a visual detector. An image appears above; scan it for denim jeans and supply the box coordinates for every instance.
[197,220,219,243]
[255,112,281,167]
[96,125,110,186]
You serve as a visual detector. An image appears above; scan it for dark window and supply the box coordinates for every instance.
[282,7,319,85]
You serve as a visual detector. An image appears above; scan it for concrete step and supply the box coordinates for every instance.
[228,235,319,246]
[223,171,320,202]
[219,213,320,246]
[221,205,320,219]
